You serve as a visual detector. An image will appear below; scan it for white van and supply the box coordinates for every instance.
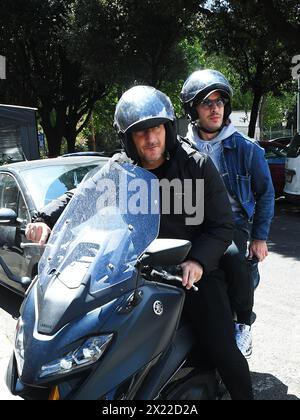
[284,134,300,202]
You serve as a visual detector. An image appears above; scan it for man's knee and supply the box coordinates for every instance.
[221,249,250,277]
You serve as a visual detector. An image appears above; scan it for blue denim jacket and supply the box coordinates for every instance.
[219,132,275,241]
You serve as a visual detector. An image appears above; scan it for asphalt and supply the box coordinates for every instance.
[248,199,300,400]
[0,288,22,400]
[0,199,299,400]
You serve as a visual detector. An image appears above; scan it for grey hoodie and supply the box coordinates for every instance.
[186,122,237,170]
[186,122,242,214]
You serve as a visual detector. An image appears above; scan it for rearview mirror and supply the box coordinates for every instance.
[0,208,18,226]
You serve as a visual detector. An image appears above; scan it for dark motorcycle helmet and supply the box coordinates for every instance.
[180,69,233,124]
[114,86,177,162]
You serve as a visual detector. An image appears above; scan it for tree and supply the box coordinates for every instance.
[74,0,202,88]
[200,0,293,138]
[260,91,296,136]
[259,0,300,53]
[0,0,205,155]
[180,38,254,112]
[0,0,111,156]
[73,0,203,146]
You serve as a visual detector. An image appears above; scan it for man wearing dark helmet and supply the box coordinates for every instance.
[181,69,275,360]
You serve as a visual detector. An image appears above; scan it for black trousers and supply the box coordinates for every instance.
[184,269,253,400]
[220,226,255,324]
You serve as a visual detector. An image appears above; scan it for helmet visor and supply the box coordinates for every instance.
[194,89,231,106]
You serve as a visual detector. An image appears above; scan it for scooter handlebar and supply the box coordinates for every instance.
[150,269,198,292]
[20,243,46,249]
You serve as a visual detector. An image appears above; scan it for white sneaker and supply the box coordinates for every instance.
[235,323,252,359]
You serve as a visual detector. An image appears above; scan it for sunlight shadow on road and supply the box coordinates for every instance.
[267,200,300,262]
[251,372,299,400]
[0,287,22,319]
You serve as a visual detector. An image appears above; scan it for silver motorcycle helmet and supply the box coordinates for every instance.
[180,69,233,123]
[114,86,177,162]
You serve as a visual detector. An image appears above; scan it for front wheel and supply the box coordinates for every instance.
[161,369,218,400]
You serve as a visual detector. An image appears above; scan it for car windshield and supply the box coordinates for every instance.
[38,161,160,295]
[0,119,24,164]
[287,135,300,158]
[21,160,106,209]
[264,146,287,160]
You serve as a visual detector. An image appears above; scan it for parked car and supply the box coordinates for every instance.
[0,154,108,295]
[284,133,300,203]
[269,136,292,147]
[259,141,288,198]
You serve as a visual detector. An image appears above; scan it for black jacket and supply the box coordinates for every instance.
[33,140,234,274]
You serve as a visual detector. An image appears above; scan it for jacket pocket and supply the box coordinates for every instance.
[236,174,252,204]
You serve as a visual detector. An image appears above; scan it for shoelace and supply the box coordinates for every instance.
[236,331,252,349]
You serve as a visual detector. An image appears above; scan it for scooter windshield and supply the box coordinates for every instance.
[38,161,160,295]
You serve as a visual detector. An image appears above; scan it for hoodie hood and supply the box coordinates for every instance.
[186,121,242,214]
[187,122,237,150]
[186,122,237,171]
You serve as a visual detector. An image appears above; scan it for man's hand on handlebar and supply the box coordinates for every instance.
[25,222,51,246]
[180,260,203,291]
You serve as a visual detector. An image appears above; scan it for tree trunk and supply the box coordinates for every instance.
[258,95,266,140]
[65,130,76,154]
[65,121,77,153]
[45,132,62,157]
[87,113,96,151]
[39,120,63,158]
[248,88,263,139]
[39,103,65,157]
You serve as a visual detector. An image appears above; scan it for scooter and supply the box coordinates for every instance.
[6,161,217,400]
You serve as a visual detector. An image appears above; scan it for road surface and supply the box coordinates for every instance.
[0,199,299,400]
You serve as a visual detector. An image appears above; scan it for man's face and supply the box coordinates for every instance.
[132,124,166,169]
[195,91,225,133]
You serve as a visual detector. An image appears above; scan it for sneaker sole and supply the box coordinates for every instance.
[244,348,252,360]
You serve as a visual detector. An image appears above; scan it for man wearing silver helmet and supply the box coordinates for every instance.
[181,70,275,359]
[26,85,253,400]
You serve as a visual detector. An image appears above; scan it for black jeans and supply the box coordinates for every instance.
[184,269,253,400]
[220,225,255,324]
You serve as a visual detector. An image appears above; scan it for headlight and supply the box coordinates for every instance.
[39,334,113,379]
[15,318,25,376]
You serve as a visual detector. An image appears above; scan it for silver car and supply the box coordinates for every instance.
[0,154,108,295]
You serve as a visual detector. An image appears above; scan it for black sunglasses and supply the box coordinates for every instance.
[199,97,229,109]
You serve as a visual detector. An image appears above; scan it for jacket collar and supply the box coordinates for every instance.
[223,134,237,149]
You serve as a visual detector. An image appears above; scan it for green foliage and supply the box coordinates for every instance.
[75,0,203,139]
[82,88,121,154]
[199,0,295,136]
[0,0,297,149]
[176,38,253,113]
[0,0,107,156]
[263,91,297,130]
[201,0,292,94]
[73,0,202,87]
[256,0,300,53]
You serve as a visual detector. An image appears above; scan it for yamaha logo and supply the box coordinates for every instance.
[153,301,164,316]
[40,323,53,330]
